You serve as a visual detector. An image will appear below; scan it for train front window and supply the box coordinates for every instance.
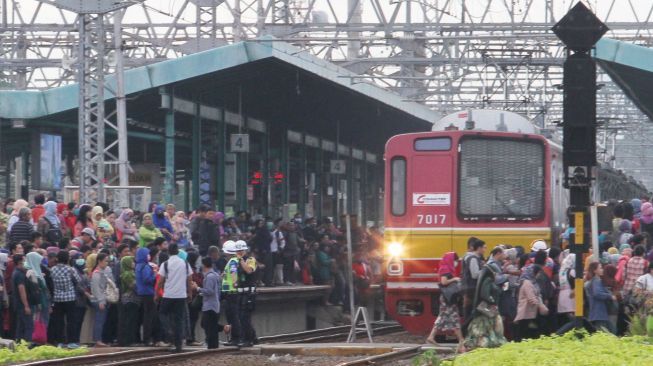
[458,138,545,219]
[391,157,407,216]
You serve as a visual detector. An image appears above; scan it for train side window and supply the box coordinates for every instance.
[391,157,407,216]
[414,137,452,151]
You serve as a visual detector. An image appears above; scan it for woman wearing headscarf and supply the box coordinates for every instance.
[640,203,653,238]
[118,255,139,346]
[138,214,163,248]
[92,206,114,244]
[152,204,174,242]
[90,252,111,347]
[69,251,91,347]
[25,251,51,344]
[464,261,508,350]
[557,252,576,325]
[618,219,634,246]
[602,264,621,333]
[7,199,30,233]
[115,209,137,242]
[135,247,157,346]
[426,252,465,352]
[55,203,72,239]
[74,204,95,237]
[64,203,77,236]
[9,208,35,246]
[37,201,63,247]
[587,262,617,334]
[174,211,191,249]
[186,250,203,346]
[514,265,549,341]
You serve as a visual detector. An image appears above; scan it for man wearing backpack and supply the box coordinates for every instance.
[462,238,486,320]
[155,243,193,353]
[11,254,34,342]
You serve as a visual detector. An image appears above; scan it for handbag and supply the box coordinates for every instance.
[441,281,463,305]
[32,316,47,344]
[104,275,120,304]
[476,300,499,318]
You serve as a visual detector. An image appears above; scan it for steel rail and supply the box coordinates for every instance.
[334,346,423,366]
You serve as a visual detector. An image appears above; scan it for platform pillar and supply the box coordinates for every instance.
[192,100,201,210]
[162,87,175,204]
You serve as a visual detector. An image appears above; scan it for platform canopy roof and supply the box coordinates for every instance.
[595,38,653,121]
[0,37,440,156]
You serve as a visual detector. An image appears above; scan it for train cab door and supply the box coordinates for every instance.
[409,154,454,261]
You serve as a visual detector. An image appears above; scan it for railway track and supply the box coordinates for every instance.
[17,321,406,366]
[335,346,423,366]
[260,321,403,344]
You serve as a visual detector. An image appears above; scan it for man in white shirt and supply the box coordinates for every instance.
[155,243,193,353]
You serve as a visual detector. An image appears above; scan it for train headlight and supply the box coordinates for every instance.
[387,242,404,258]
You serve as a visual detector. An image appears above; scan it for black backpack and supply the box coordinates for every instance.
[43,217,63,244]
[24,272,42,306]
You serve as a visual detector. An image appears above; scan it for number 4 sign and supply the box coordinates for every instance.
[330,160,346,174]
[230,134,250,152]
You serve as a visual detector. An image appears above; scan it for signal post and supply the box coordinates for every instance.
[553,2,608,329]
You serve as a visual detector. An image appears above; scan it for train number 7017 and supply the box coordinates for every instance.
[416,214,446,225]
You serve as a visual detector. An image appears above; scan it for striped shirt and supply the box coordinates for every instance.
[51,264,81,303]
[8,221,34,246]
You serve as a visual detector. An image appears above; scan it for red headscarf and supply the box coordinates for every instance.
[439,252,458,276]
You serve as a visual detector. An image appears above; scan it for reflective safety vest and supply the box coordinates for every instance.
[222,257,239,293]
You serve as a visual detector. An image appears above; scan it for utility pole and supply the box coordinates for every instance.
[553,1,608,330]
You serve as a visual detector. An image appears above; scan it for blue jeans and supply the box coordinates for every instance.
[93,303,108,342]
[15,307,34,342]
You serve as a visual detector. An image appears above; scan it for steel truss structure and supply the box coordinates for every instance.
[2,0,653,189]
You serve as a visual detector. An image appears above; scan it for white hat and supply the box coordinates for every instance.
[531,240,548,252]
[222,240,237,254]
[235,240,249,252]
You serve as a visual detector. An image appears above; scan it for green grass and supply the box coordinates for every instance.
[442,330,653,366]
[0,342,87,365]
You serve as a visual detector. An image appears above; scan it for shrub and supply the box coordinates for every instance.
[0,342,87,364]
[443,330,653,366]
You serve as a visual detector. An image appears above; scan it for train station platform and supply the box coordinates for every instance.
[0,37,440,223]
[77,284,386,343]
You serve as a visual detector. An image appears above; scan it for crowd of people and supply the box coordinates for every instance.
[427,197,653,353]
[0,194,384,351]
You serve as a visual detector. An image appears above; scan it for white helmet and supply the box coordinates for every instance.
[531,239,548,252]
[235,240,249,252]
[222,240,237,254]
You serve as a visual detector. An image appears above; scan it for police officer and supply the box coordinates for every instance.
[221,240,242,347]
[235,240,257,347]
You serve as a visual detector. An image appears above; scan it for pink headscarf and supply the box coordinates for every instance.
[438,252,457,276]
[641,202,653,225]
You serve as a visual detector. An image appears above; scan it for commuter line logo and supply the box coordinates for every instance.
[412,193,450,206]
